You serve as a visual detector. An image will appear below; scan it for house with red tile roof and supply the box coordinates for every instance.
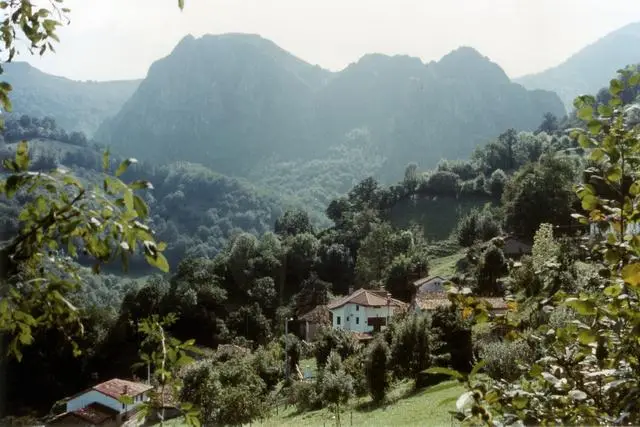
[327,288,406,334]
[49,378,153,426]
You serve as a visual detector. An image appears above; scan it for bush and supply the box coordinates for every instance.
[389,313,434,383]
[478,339,534,382]
[290,380,323,412]
[320,351,354,424]
[431,306,473,373]
[344,352,368,397]
[366,339,391,403]
[314,327,360,368]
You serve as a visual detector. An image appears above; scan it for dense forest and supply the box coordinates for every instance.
[2,6,640,425]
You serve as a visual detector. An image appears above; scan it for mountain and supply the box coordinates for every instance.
[515,22,640,109]
[2,62,140,136]
[95,34,563,181]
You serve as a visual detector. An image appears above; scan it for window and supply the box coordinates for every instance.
[356,305,359,311]
[356,317,360,325]
[337,316,341,325]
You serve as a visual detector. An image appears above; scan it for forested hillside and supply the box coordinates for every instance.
[2,62,140,136]
[516,21,640,109]
[0,116,288,272]
[95,34,564,184]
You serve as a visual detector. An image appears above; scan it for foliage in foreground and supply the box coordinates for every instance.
[447,68,640,425]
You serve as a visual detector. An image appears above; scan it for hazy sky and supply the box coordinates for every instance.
[20,0,640,81]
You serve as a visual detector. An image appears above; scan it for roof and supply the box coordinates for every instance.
[416,295,508,311]
[299,305,331,324]
[327,288,407,310]
[73,403,119,424]
[413,276,446,287]
[351,331,374,341]
[51,403,118,425]
[71,378,153,401]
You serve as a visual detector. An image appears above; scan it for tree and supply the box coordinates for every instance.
[456,211,479,247]
[390,314,434,384]
[274,208,314,237]
[366,339,391,404]
[502,155,577,240]
[487,168,507,199]
[476,244,507,296]
[536,112,559,134]
[320,351,354,426]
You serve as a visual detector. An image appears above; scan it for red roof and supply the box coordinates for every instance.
[73,402,119,424]
[327,288,407,310]
[51,403,118,425]
[91,378,153,400]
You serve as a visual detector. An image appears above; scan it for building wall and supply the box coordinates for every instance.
[66,390,149,415]
[331,304,397,333]
[417,278,446,293]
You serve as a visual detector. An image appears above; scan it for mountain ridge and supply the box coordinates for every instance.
[515,22,640,109]
[95,33,564,181]
[2,61,140,136]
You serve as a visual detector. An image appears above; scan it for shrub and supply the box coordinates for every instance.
[366,339,391,403]
[314,327,360,368]
[344,352,368,397]
[290,380,323,412]
[320,351,354,425]
[478,339,534,382]
[390,313,434,383]
[431,306,473,373]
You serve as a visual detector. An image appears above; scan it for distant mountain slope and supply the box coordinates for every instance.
[95,34,563,181]
[2,62,140,136]
[515,22,640,109]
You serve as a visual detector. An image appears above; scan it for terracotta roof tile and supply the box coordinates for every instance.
[416,295,508,311]
[327,288,407,310]
[71,403,118,424]
[92,378,153,400]
[299,305,331,324]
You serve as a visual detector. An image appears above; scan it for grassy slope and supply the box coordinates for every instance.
[156,381,463,427]
[258,380,463,427]
[429,250,465,278]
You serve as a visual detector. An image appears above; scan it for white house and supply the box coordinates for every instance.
[327,288,406,334]
[50,378,153,426]
[413,276,447,294]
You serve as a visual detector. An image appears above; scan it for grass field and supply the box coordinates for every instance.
[428,250,465,278]
[157,380,463,427]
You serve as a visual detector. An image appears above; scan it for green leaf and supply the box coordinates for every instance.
[157,242,167,251]
[577,133,595,149]
[124,189,134,214]
[597,104,613,117]
[469,360,486,378]
[606,166,622,183]
[587,120,602,135]
[621,263,640,288]
[132,195,149,218]
[630,181,640,196]
[178,0,185,10]
[577,105,594,121]
[610,78,623,95]
[116,158,137,177]
[146,252,170,273]
[15,141,29,171]
[102,150,110,172]
[423,366,464,381]
[604,283,623,297]
[130,180,154,190]
[578,329,597,345]
[590,148,604,162]
[5,175,23,198]
[565,298,597,315]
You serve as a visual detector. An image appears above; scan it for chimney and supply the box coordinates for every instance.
[124,385,129,396]
[348,286,354,295]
